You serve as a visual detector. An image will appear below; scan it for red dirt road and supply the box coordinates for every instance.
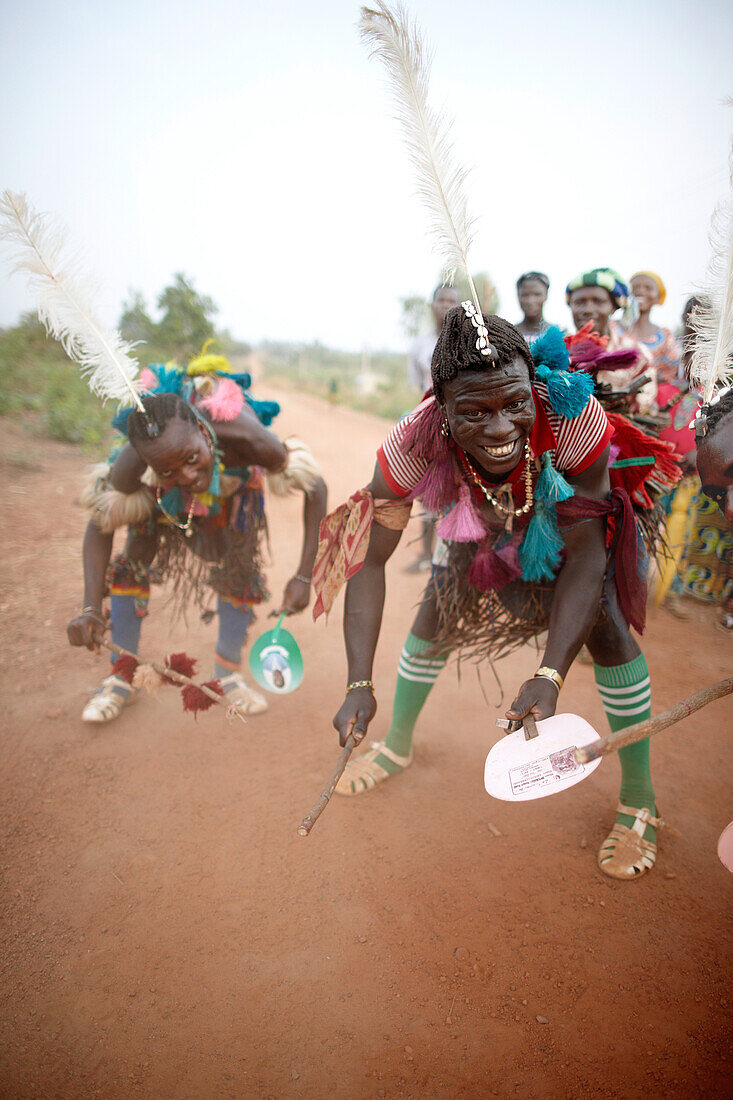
[1,388,732,1099]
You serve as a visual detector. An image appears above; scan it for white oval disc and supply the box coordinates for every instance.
[484,713,602,802]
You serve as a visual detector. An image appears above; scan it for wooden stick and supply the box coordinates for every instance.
[298,734,357,837]
[103,639,247,723]
[574,677,733,763]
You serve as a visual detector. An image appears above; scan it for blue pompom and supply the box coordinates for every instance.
[111,406,133,435]
[518,501,564,582]
[535,451,574,504]
[531,326,569,372]
[543,368,594,419]
[246,394,281,426]
[150,365,185,395]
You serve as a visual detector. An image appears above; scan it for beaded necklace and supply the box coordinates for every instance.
[458,440,534,518]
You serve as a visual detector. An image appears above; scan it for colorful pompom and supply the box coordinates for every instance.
[181,679,223,718]
[163,652,198,684]
[536,363,594,419]
[531,326,570,372]
[113,654,139,683]
[199,377,245,422]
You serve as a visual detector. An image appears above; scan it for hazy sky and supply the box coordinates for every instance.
[1,0,731,353]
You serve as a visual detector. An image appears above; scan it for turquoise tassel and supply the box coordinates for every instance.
[519,501,564,581]
[530,326,569,371]
[535,451,574,504]
[536,363,594,418]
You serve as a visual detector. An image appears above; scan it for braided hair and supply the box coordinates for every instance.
[701,387,733,436]
[431,307,535,402]
[127,393,198,448]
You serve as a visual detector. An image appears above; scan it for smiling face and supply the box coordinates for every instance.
[569,286,616,336]
[135,416,214,493]
[630,274,660,313]
[440,359,536,479]
[517,278,547,324]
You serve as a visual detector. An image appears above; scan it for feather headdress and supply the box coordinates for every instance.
[359,3,489,343]
[689,136,733,405]
[0,190,144,411]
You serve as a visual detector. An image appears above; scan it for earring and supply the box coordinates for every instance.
[440,419,450,438]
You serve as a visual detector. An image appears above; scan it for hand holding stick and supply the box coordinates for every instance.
[298,734,357,837]
[574,677,733,763]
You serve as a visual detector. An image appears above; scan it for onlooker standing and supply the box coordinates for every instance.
[407,285,461,395]
[627,271,682,384]
[515,271,552,344]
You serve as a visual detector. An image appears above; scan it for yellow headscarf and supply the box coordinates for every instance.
[631,271,666,306]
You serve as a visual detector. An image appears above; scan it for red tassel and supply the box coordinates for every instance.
[163,651,198,684]
[113,654,139,683]
[181,679,223,718]
[436,484,486,542]
[607,413,681,508]
[467,544,519,591]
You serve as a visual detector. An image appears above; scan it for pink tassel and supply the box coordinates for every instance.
[409,457,458,512]
[199,378,244,422]
[139,368,157,391]
[436,484,486,542]
[468,541,520,591]
[400,399,449,462]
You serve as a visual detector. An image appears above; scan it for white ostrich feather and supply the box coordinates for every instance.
[360,2,483,314]
[0,190,144,410]
[689,139,733,404]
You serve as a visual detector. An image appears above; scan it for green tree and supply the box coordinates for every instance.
[155,273,218,361]
[119,289,156,346]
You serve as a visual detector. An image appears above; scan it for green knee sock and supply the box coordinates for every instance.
[594,653,656,841]
[375,630,447,774]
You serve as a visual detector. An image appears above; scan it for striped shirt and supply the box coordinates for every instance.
[378,384,613,497]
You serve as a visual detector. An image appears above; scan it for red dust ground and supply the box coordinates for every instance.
[1,386,732,1099]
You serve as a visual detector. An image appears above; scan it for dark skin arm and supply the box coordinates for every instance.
[66,520,114,650]
[506,445,611,724]
[333,464,405,745]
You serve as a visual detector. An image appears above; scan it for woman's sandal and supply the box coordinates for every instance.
[218,672,268,716]
[335,741,413,797]
[82,674,138,724]
[597,801,671,880]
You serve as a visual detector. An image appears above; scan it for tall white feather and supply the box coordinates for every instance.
[689,138,733,404]
[0,190,145,410]
[360,2,483,316]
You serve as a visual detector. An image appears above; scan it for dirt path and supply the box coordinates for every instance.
[1,390,731,1100]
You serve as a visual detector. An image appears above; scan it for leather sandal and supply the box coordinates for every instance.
[335,741,413,796]
[82,674,138,724]
[218,672,268,716]
[598,801,669,880]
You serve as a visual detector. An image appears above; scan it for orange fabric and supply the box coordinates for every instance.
[312,490,412,620]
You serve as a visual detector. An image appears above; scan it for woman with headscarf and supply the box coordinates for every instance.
[627,272,682,386]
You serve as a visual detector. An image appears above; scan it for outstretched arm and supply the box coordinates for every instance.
[507,446,611,723]
[332,465,405,746]
[279,473,328,614]
[66,520,114,650]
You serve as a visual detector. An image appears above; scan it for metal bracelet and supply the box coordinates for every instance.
[346,680,374,694]
[534,665,564,693]
[293,573,312,585]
